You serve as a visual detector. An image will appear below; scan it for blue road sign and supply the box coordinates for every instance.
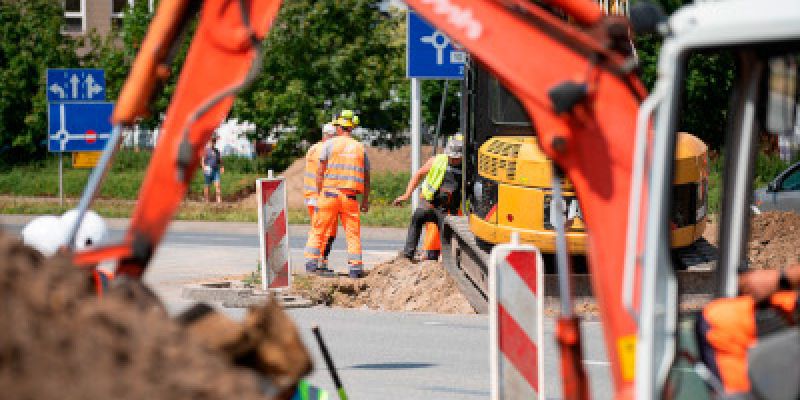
[406,11,466,79]
[48,102,114,152]
[47,69,106,102]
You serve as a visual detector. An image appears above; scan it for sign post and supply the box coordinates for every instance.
[406,11,465,210]
[46,68,110,205]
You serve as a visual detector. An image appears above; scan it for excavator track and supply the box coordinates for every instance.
[441,216,490,314]
[442,216,719,314]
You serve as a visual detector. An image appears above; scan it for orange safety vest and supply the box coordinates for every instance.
[322,136,366,194]
[304,142,322,199]
[701,291,798,394]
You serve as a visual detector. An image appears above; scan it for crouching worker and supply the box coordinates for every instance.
[393,134,463,263]
[696,265,800,397]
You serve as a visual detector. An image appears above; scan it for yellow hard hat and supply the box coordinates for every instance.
[336,117,354,128]
[340,109,355,119]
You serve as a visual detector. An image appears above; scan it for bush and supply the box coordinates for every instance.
[707,151,792,213]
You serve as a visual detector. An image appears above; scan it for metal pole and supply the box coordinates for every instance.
[551,167,573,316]
[59,152,64,207]
[434,80,450,154]
[411,78,421,211]
[64,124,124,249]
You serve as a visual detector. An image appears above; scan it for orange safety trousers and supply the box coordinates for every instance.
[304,189,362,267]
[306,204,335,265]
[698,291,798,394]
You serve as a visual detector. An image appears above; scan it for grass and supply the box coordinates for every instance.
[0,150,261,201]
[707,151,793,213]
[0,196,411,227]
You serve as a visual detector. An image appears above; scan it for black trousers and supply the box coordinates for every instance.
[403,201,445,258]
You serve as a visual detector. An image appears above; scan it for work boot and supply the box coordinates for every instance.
[399,251,420,264]
[305,260,319,274]
[348,264,364,279]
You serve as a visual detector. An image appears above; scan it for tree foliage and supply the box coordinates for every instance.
[0,0,81,166]
[231,0,409,170]
[634,0,735,149]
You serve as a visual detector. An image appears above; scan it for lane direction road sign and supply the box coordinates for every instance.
[47,69,106,102]
[406,11,466,79]
[48,102,114,152]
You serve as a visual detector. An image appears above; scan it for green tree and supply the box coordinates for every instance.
[634,0,735,149]
[232,0,409,170]
[0,0,81,165]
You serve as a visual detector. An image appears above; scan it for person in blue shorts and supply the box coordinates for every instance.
[202,134,224,203]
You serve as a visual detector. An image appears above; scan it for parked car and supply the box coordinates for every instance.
[754,160,800,212]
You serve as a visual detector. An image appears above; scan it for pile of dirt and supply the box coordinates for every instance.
[293,256,474,314]
[276,145,433,209]
[0,232,309,400]
[747,211,800,269]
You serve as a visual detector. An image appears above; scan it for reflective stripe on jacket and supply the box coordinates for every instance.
[421,154,448,201]
[322,136,366,193]
[304,142,322,199]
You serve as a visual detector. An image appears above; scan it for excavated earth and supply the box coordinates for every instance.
[0,231,306,400]
[292,257,475,314]
[746,211,800,269]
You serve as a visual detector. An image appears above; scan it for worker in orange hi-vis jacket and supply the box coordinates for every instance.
[304,111,370,278]
[303,121,338,272]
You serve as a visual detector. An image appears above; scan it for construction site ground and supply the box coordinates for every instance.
[3,210,800,399]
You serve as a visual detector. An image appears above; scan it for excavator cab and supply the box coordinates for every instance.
[628,1,800,398]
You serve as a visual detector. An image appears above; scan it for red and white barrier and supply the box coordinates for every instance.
[490,234,545,400]
[256,175,290,290]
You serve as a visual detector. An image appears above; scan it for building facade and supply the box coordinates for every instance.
[63,0,154,37]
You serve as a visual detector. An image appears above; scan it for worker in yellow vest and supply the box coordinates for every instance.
[393,134,463,262]
[303,122,338,272]
[304,112,370,278]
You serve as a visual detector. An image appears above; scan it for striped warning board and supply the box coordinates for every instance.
[490,239,545,400]
[257,177,291,290]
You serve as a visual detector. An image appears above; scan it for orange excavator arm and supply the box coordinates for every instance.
[73,0,281,273]
[73,1,645,398]
[404,1,645,398]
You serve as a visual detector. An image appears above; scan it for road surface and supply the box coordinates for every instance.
[0,215,613,399]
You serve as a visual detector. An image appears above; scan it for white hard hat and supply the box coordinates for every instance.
[61,209,108,251]
[445,134,464,158]
[322,123,336,137]
[21,215,63,256]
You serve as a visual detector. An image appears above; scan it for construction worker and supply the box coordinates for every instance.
[696,265,800,396]
[303,122,338,272]
[304,112,370,278]
[393,134,463,262]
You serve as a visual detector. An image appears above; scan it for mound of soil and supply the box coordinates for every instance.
[0,232,309,400]
[293,256,474,314]
[748,211,800,269]
[276,145,433,209]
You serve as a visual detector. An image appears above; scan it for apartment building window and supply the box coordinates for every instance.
[63,0,86,33]
[112,0,154,30]
[111,0,130,31]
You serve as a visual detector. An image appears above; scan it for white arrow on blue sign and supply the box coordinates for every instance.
[47,69,106,102]
[406,11,466,79]
[48,102,114,152]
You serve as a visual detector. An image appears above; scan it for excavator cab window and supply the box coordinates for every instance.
[489,76,531,127]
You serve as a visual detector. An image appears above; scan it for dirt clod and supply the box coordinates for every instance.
[293,256,475,314]
[0,231,308,400]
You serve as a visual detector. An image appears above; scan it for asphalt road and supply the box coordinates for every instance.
[1,216,613,399]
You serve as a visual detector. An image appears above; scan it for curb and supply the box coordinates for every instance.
[181,282,313,309]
